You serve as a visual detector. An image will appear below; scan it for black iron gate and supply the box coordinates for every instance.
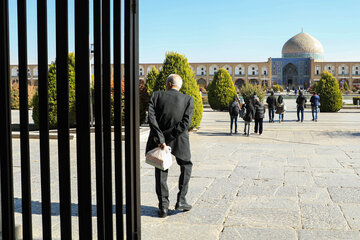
[0,0,141,239]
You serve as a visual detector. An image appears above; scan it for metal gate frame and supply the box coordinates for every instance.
[0,0,141,239]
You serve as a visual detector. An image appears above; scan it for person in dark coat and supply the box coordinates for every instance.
[276,95,286,123]
[296,90,307,122]
[243,99,255,136]
[228,96,240,135]
[310,92,320,122]
[266,91,277,123]
[254,97,265,135]
[146,74,194,218]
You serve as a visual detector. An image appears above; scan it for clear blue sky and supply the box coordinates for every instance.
[9,0,360,64]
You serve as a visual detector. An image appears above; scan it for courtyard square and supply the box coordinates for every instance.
[11,99,360,239]
[140,99,360,240]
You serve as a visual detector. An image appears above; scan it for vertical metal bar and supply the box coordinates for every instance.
[56,0,72,238]
[114,0,124,238]
[0,0,15,239]
[94,0,105,239]
[75,0,92,239]
[125,0,141,239]
[94,0,105,240]
[37,0,52,238]
[17,0,33,238]
[102,0,113,237]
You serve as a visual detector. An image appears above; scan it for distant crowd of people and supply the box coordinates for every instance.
[228,91,321,136]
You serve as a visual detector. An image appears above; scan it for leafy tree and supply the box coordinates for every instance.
[32,52,76,128]
[207,68,237,111]
[145,66,158,96]
[154,52,203,129]
[344,81,349,91]
[315,71,342,112]
[139,80,150,124]
[240,83,265,103]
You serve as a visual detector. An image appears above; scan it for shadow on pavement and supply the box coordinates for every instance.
[14,198,182,218]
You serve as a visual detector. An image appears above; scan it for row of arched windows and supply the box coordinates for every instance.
[139,65,269,77]
[11,67,38,77]
[315,64,360,76]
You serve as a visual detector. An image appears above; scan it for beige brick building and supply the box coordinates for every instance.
[10,32,360,90]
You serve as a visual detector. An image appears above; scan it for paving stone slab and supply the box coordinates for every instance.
[220,227,297,240]
[224,208,300,229]
[313,173,360,187]
[141,223,219,240]
[340,204,360,230]
[164,206,229,227]
[297,187,331,203]
[232,196,299,211]
[300,203,349,230]
[298,230,360,240]
[285,171,314,186]
[237,185,297,198]
[259,167,283,179]
[328,187,360,203]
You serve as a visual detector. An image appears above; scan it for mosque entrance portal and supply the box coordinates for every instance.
[283,63,298,88]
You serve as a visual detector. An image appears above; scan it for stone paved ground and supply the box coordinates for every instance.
[11,99,360,239]
[140,100,360,240]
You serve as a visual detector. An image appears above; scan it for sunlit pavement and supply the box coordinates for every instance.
[140,99,360,240]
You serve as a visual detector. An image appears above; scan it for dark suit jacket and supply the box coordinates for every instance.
[146,89,194,160]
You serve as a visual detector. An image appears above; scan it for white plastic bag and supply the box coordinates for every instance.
[145,146,173,170]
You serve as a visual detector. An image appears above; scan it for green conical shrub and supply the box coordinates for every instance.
[207,68,237,111]
[240,83,265,103]
[145,66,159,96]
[32,53,76,129]
[154,52,203,129]
[315,71,342,112]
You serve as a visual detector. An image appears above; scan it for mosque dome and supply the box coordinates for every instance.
[282,32,324,60]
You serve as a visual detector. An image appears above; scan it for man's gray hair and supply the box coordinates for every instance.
[166,74,183,89]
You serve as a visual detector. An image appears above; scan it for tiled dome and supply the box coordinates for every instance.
[282,32,324,60]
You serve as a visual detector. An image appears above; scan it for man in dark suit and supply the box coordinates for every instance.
[146,74,194,218]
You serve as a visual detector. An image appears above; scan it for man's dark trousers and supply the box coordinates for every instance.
[155,158,193,208]
[254,118,263,134]
[268,108,274,122]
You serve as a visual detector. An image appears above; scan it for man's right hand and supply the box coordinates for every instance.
[158,143,166,150]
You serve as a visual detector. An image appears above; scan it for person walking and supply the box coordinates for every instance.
[296,90,307,122]
[146,74,194,218]
[266,91,277,123]
[229,96,240,135]
[310,92,320,122]
[276,95,286,123]
[254,97,265,135]
[243,99,255,136]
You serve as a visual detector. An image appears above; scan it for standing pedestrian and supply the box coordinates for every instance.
[276,95,286,123]
[254,97,265,135]
[243,99,255,136]
[310,92,320,122]
[229,96,240,135]
[296,90,307,122]
[146,74,194,218]
[266,91,276,122]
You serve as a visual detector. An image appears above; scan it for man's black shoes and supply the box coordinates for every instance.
[158,207,168,218]
[175,202,192,211]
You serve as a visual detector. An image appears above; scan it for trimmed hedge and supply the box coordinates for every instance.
[11,83,36,109]
[240,83,265,103]
[145,66,158,96]
[272,84,284,92]
[154,52,203,129]
[139,81,150,124]
[32,53,76,129]
[315,71,342,112]
[207,68,237,111]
